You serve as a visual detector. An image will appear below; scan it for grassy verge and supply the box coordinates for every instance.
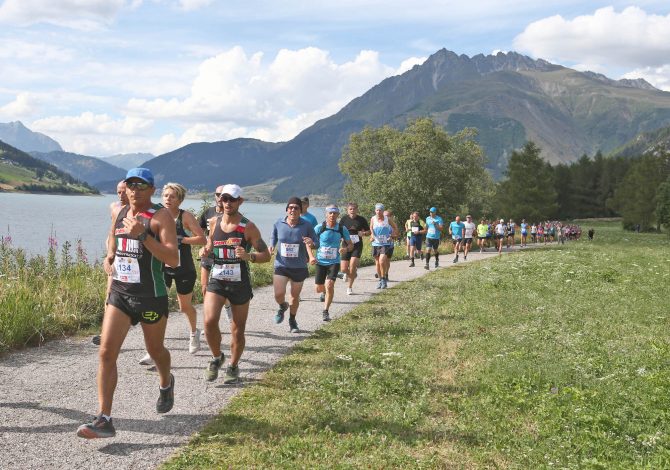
[164,222,670,468]
[0,236,441,353]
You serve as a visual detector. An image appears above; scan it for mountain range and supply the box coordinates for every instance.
[5,49,670,200]
[0,121,62,153]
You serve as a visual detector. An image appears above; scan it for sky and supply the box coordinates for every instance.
[1,0,670,157]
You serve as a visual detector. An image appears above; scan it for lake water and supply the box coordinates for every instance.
[0,193,325,260]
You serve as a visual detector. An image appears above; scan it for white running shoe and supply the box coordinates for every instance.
[342,273,348,282]
[138,352,153,365]
[225,304,233,322]
[346,287,353,295]
[189,328,201,354]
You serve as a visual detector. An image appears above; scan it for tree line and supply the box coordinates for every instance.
[339,118,670,233]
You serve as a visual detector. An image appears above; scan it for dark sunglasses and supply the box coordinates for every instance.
[215,193,240,202]
[287,205,301,211]
[126,182,151,190]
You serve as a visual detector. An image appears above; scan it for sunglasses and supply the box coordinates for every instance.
[215,193,240,202]
[126,182,151,190]
[287,205,301,211]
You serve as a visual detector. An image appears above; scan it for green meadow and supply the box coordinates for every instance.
[165,221,670,469]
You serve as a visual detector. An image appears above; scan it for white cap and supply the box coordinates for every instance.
[500,219,505,223]
[220,184,243,198]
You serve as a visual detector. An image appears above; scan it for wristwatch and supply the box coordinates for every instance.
[137,230,148,242]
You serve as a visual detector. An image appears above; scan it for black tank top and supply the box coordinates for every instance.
[210,215,252,285]
[164,209,195,276]
[111,204,168,298]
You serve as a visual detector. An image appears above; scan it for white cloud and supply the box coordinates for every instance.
[514,6,670,69]
[178,0,213,11]
[396,57,427,75]
[0,39,74,61]
[126,46,397,141]
[0,0,130,29]
[0,93,38,119]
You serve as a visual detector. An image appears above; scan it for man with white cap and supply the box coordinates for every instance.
[201,184,271,384]
[370,203,398,288]
[77,167,179,439]
[424,207,444,269]
[495,218,506,254]
[314,204,353,321]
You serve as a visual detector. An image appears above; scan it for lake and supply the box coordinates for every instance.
[0,193,325,260]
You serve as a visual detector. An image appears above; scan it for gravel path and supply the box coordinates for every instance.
[0,245,531,469]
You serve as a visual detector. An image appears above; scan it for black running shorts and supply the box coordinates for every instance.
[372,245,394,257]
[425,238,440,250]
[274,266,310,283]
[315,264,339,285]
[164,270,197,295]
[107,291,169,326]
[341,242,363,260]
[206,279,253,305]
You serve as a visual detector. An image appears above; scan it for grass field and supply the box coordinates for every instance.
[164,221,670,469]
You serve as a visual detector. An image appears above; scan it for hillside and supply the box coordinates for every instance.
[30,150,127,187]
[140,49,670,201]
[0,141,98,194]
[611,125,670,158]
[0,121,62,153]
[100,152,154,170]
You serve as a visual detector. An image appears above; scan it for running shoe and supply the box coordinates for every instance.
[320,293,325,302]
[336,272,344,279]
[288,316,299,333]
[377,279,383,289]
[435,261,439,268]
[139,353,153,366]
[275,302,288,324]
[223,364,240,384]
[76,414,116,439]
[381,278,387,289]
[409,260,415,267]
[322,310,331,322]
[205,353,225,381]
[189,328,201,354]
[346,287,353,295]
[224,303,233,322]
[464,255,467,261]
[374,273,379,278]
[453,256,458,263]
[91,335,101,346]
[342,273,347,282]
[156,373,175,414]
[424,264,429,270]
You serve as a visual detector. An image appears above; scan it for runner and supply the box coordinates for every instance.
[77,168,179,439]
[370,203,398,288]
[92,180,129,346]
[198,186,232,323]
[449,215,465,263]
[270,197,317,333]
[152,183,206,357]
[530,222,538,243]
[314,205,352,321]
[424,207,444,269]
[405,211,426,267]
[537,222,545,244]
[495,218,506,254]
[339,202,370,295]
[520,219,528,247]
[477,218,488,253]
[300,196,318,228]
[506,218,516,250]
[201,184,271,384]
[462,214,476,260]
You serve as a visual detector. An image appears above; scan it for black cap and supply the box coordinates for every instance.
[287,196,303,211]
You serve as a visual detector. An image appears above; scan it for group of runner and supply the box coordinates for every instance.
[78,167,576,439]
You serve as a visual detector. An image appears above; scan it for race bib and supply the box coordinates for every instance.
[211,263,242,282]
[411,226,419,233]
[427,227,436,235]
[113,256,141,283]
[349,234,360,244]
[375,234,390,244]
[280,243,300,258]
[318,246,338,260]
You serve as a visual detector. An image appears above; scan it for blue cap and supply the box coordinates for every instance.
[375,203,384,210]
[429,207,437,213]
[125,167,154,186]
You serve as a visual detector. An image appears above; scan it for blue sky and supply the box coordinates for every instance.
[1,0,669,156]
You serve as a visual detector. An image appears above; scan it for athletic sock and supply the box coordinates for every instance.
[435,253,439,262]
[425,253,431,264]
[101,414,111,421]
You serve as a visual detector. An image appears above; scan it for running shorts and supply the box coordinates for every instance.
[409,235,423,249]
[372,245,394,257]
[164,270,197,295]
[107,291,169,326]
[425,238,440,250]
[206,279,253,305]
[341,242,363,260]
[315,264,339,284]
[274,266,310,283]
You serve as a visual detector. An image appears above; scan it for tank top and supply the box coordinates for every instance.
[210,215,252,285]
[164,209,195,276]
[371,216,392,246]
[111,204,168,298]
